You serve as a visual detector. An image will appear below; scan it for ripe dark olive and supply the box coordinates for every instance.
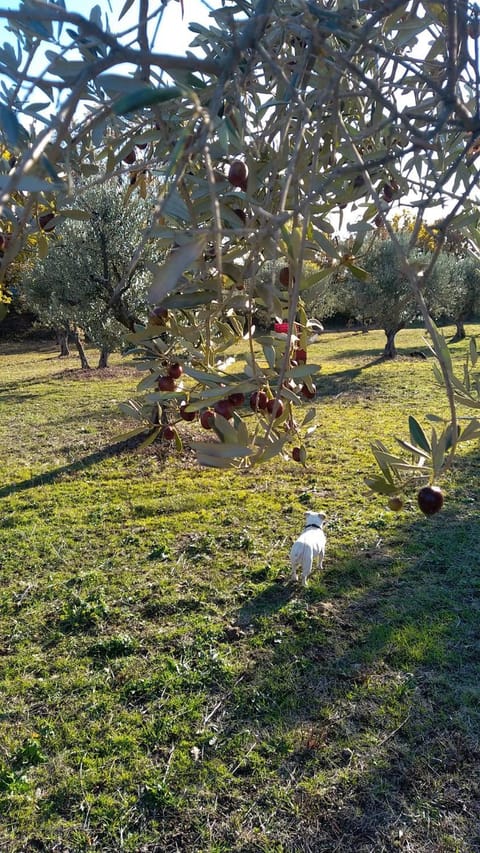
[267,398,284,418]
[200,409,215,430]
[300,383,316,400]
[228,160,248,190]
[382,183,394,202]
[388,497,403,512]
[214,399,235,420]
[39,212,55,231]
[157,375,176,392]
[180,403,196,422]
[294,348,307,364]
[123,149,136,164]
[228,392,245,407]
[417,485,444,516]
[233,208,246,224]
[292,447,302,462]
[250,390,268,411]
[149,307,168,326]
[279,267,292,288]
[168,362,183,379]
[162,425,176,441]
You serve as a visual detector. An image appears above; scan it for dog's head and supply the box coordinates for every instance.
[304,511,326,528]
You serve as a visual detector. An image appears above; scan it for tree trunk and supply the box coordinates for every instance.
[57,328,70,357]
[97,346,110,368]
[450,319,466,342]
[72,328,91,369]
[110,298,142,332]
[383,329,398,359]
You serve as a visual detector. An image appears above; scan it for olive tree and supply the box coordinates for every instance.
[389,215,480,342]
[429,252,480,342]
[22,180,159,367]
[2,0,480,500]
[312,234,441,359]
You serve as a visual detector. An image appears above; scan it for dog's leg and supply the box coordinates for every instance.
[291,562,298,582]
[301,556,313,587]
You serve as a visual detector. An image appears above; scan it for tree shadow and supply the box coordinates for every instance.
[315,360,385,398]
[1,375,61,395]
[0,390,40,404]
[0,340,56,357]
[204,465,480,850]
[327,344,430,362]
[0,435,146,498]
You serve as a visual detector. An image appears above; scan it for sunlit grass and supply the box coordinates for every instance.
[1,326,479,852]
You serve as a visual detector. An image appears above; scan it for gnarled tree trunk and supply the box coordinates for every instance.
[383,328,398,359]
[98,346,110,369]
[72,327,91,370]
[57,328,70,357]
[450,319,466,342]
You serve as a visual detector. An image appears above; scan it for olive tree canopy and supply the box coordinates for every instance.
[22,179,159,366]
[2,0,480,486]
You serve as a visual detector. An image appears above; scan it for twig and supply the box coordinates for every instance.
[375,713,411,749]
[15,583,33,608]
[162,744,175,784]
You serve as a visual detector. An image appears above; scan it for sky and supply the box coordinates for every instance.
[0,1,470,229]
[0,0,216,120]
[0,0,214,57]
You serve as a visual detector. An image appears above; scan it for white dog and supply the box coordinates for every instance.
[290,511,326,586]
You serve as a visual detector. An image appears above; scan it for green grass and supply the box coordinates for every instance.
[1,328,480,852]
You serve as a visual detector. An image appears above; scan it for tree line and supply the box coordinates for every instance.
[9,186,480,366]
[2,0,480,495]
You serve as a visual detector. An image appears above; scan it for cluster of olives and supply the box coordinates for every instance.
[388,485,444,516]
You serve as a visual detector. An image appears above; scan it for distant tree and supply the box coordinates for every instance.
[22,181,159,368]
[4,0,480,492]
[313,234,440,358]
[430,253,480,342]
[389,214,480,340]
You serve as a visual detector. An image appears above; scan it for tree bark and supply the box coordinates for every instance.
[383,328,398,359]
[450,319,466,343]
[110,297,142,332]
[72,327,91,369]
[57,328,70,357]
[97,346,110,368]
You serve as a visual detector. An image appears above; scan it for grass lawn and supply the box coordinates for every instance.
[1,327,479,852]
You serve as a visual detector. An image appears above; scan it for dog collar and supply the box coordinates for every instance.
[305,523,323,529]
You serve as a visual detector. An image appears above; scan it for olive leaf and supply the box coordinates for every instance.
[408,416,431,453]
[149,237,207,305]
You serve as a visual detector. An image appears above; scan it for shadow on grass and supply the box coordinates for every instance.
[315,360,385,398]
[0,435,146,499]
[204,470,480,851]
[326,344,431,362]
[0,375,61,396]
[237,579,296,624]
[0,340,57,356]
[6,460,480,852]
